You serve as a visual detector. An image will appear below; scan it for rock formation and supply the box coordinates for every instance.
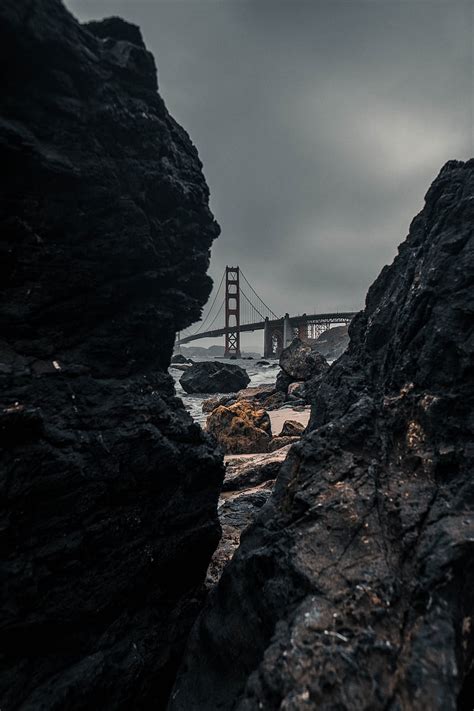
[0,2,223,709]
[180,361,250,393]
[207,445,294,589]
[207,400,272,454]
[312,323,350,361]
[169,160,474,710]
[279,337,330,382]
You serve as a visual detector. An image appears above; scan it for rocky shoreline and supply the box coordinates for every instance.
[1,2,472,709]
[171,339,336,589]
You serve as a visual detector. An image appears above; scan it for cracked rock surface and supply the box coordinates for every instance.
[0,1,223,709]
[169,159,474,710]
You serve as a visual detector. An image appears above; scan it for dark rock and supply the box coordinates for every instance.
[279,337,330,381]
[236,384,276,402]
[278,419,305,437]
[275,369,293,395]
[169,160,474,710]
[267,435,300,452]
[207,447,294,588]
[312,323,350,361]
[180,361,250,394]
[259,391,286,410]
[256,359,270,365]
[222,446,293,493]
[202,394,237,413]
[206,483,273,589]
[171,354,191,364]
[206,400,272,454]
[0,2,223,709]
[287,381,306,399]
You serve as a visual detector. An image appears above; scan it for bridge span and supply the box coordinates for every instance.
[178,266,357,358]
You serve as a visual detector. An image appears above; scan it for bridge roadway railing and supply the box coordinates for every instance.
[179,312,357,345]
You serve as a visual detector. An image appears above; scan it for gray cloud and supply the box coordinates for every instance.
[66,0,472,349]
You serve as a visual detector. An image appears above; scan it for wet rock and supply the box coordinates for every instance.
[259,391,286,410]
[278,419,305,437]
[202,394,237,413]
[279,337,330,381]
[0,2,223,708]
[312,324,350,361]
[170,160,474,710]
[222,446,293,492]
[206,446,294,588]
[206,400,272,454]
[275,369,293,395]
[171,354,191,364]
[180,361,250,394]
[236,384,276,402]
[287,381,306,399]
[206,483,273,589]
[268,435,300,452]
[256,359,270,365]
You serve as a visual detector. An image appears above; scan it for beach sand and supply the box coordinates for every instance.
[268,406,310,435]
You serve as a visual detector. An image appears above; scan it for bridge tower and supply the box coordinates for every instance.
[224,266,241,358]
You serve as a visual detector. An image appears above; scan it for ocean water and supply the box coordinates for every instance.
[170,357,279,425]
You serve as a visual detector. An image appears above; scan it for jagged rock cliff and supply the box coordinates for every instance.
[0,1,223,709]
[170,160,474,710]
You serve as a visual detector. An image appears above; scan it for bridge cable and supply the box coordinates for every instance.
[187,269,226,336]
[203,300,225,331]
[239,269,279,320]
[240,288,266,322]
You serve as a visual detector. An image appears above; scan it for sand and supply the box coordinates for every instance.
[268,406,310,435]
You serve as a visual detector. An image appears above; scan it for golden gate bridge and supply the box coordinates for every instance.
[178,266,356,358]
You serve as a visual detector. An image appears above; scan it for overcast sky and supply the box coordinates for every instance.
[67,0,472,349]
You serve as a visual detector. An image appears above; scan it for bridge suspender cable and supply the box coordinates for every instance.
[239,269,279,320]
[188,269,226,336]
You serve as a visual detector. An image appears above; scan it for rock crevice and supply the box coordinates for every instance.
[170,159,474,710]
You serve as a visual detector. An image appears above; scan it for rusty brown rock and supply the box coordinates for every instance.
[206,400,272,454]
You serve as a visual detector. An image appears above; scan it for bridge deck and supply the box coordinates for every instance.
[179,312,357,344]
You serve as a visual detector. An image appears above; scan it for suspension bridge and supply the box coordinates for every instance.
[178,266,356,358]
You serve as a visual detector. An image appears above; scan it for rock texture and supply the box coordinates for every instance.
[279,337,330,382]
[180,361,250,394]
[169,160,474,710]
[278,419,305,437]
[207,400,272,454]
[0,2,223,709]
[312,324,350,361]
[206,446,294,589]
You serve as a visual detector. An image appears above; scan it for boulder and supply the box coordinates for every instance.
[279,337,330,381]
[267,435,300,452]
[169,160,474,710]
[275,369,293,395]
[259,391,286,410]
[222,446,293,493]
[236,384,276,402]
[180,361,250,394]
[313,324,350,361]
[171,354,191,364]
[206,400,272,454]
[0,3,223,709]
[278,419,305,437]
[202,394,236,413]
[287,381,305,399]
